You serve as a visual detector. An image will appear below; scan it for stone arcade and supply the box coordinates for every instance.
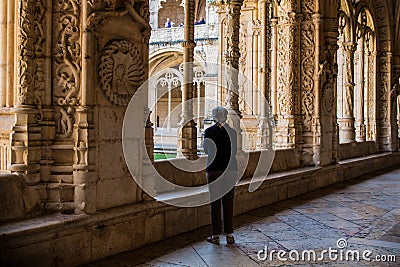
[0,0,399,266]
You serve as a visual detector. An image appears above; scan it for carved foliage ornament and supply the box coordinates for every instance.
[54,0,81,106]
[17,0,35,106]
[224,4,241,67]
[301,0,314,14]
[277,22,297,115]
[238,22,247,113]
[300,21,315,131]
[34,0,46,121]
[378,56,389,123]
[367,53,375,128]
[53,0,81,139]
[98,39,145,106]
[15,0,46,122]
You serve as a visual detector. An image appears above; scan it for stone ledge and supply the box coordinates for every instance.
[153,148,301,189]
[0,173,42,222]
[1,152,399,266]
[338,141,379,160]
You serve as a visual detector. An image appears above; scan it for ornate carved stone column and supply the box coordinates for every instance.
[0,0,6,107]
[355,34,366,142]
[319,10,339,165]
[299,0,317,165]
[5,0,14,107]
[392,74,400,151]
[312,11,322,165]
[10,0,42,185]
[177,0,198,160]
[224,0,244,153]
[275,2,300,149]
[252,18,260,116]
[378,52,394,151]
[365,49,376,141]
[270,17,278,118]
[338,42,356,143]
[393,54,400,150]
[256,0,271,149]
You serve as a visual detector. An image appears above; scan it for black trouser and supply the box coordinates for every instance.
[206,171,235,235]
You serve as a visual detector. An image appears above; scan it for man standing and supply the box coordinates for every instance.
[203,107,238,245]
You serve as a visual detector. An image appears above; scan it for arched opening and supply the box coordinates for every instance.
[149,51,206,158]
[354,7,376,142]
[337,0,355,144]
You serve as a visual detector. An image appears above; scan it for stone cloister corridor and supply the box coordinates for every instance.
[0,0,400,266]
[89,167,400,266]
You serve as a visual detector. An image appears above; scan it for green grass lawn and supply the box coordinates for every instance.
[154,153,177,160]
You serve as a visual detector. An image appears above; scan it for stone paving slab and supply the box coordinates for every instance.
[87,168,400,266]
[151,246,208,267]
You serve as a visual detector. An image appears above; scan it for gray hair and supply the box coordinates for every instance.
[211,106,228,123]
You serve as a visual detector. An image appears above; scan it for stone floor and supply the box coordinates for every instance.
[86,168,400,266]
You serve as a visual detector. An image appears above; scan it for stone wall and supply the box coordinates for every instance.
[1,152,399,266]
[0,0,400,265]
[337,141,379,160]
[0,0,151,216]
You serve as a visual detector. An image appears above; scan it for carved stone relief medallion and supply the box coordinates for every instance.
[98,39,145,106]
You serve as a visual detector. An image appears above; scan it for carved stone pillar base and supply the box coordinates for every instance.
[355,122,366,142]
[74,170,97,214]
[10,106,41,185]
[177,120,198,160]
[275,115,296,149]
[338,118,355,143]
[73,107,96,214]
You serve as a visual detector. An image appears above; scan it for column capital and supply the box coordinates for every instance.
[181,40,196,49]
[342,42,357,54]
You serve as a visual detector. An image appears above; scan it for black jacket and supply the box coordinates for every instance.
[203,123,238,172]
